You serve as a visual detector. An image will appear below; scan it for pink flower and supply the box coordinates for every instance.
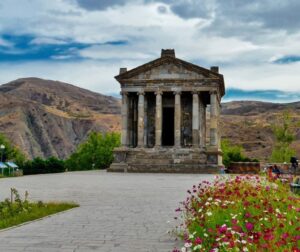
[245,222,254,231]
[194,237,203,245]
[245,212,251,218]
[219,225,227,233]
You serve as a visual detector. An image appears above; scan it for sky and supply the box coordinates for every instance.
[0,0,300,102]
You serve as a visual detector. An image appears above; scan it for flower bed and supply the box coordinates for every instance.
[173,176,300,252]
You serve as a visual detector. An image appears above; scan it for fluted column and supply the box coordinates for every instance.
[155,91,162,147]
[174,91,181,147]
[192,91,200,147]
[210,91,218,146]
[199,96,206,148]
[121,91,129,146]
[137,91,145,147]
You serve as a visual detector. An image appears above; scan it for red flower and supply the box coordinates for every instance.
[194,237,203,245]
[245,222,254,231]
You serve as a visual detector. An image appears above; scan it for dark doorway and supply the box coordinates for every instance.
[162,107,174,146]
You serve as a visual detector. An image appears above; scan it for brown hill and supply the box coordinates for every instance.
[221,100,300,161]
[0,78,120,159]
[0,77,299,162]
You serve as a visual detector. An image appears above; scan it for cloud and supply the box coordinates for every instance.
[0,0,300,102]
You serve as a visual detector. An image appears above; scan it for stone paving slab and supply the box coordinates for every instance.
[0,171,214,251]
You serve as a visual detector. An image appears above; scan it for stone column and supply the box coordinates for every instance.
[137,91,145,147]
[192,91,200,147]
[174,91,181,147]
[121,91,129,146]
[155,91,162,147]
[199,96,206,148]
[210,91,218,146]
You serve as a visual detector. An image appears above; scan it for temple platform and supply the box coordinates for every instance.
[108,147,220,173]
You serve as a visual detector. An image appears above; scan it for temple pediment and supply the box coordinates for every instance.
[115,49,225,96]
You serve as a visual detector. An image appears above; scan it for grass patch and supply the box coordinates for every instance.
[0,188,78,230]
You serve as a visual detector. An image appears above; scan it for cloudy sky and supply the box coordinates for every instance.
[0,0,300,102]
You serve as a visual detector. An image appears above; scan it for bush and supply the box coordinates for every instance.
[22,157,65,175]
[174,176,300,252]
[0,133,26,166]
[65,132,120,171]
[221,139,259,167]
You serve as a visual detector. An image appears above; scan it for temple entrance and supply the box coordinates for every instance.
[162,107,174,146]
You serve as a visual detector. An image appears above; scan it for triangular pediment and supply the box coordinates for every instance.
[115,56,219,82]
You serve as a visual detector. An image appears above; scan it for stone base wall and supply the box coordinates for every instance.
[108,147,220,173]
[227,162,261,174]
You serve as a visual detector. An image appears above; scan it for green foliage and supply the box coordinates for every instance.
[270,111,298,162]
[65,132,120,171]
[22,157,65,175]
[0,188,78,229]
[221,139,258,167]
[0,133,26,166]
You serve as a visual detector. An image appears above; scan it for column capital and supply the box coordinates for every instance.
[173,90,181,95]
[138,91,145,96]
[120,91,128,96]
[192,90,199,95]
[209,90,217,95]
[154,90,163,96]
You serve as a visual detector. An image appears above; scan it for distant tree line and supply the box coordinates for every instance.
[0,132,120,175]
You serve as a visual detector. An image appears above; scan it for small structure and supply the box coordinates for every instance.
[109,49,225,173]
[0,162,7,175]
[6,162,19,175]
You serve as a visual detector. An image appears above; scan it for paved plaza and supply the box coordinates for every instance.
[0,171,214,252]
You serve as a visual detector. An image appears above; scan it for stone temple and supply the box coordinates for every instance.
[108,49,225,173]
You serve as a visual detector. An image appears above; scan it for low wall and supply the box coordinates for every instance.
[227,162,261,174]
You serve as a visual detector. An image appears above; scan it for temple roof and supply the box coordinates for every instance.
[115,49,225,96]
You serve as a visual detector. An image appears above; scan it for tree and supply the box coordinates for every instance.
[270,110,299,162]
[0,133,26,166]
[221,139,258,168]
[65,132,120,171]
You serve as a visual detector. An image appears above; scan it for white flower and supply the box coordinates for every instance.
[208,197,212,201]
[193,245,202,250]
[181,247,187,252]
[275,208,281,214]
[184,242,192,248]
[189,234,194,240]
[206,211,212,216]
[204,233,208,237]
[241,240,247,244]
[243,247,249,251]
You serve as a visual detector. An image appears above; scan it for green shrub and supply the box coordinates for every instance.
[221,139,258,167]
[22,157,65,175]
[0,133,26,166]
[65,132,120,171]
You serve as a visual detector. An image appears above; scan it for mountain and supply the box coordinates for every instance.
[0,78,120,159]
[221,100,300,161]
[0,77,299,162]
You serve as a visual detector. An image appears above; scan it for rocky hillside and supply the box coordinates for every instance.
[0,78,120,159]
[0,77,299,162]
[221,101,300,162]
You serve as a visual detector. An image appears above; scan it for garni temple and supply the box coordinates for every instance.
[109,49,225,173]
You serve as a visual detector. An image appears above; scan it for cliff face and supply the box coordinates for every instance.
[0,77,299,161]
[0,78,121,159]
